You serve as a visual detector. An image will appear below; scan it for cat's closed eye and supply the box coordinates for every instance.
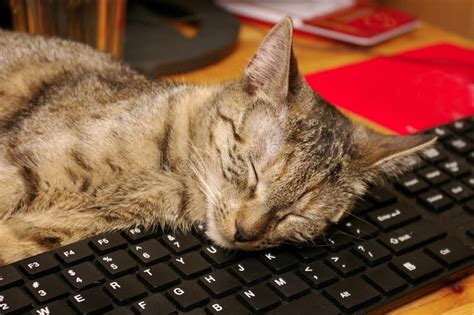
[247,159,258,198]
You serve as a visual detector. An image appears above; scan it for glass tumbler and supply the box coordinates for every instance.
[9,0,127,59]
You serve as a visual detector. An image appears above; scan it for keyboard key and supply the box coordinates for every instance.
[268,272,310,300]
[166,281,209,311]
[366,187,397,205]
[467,151,474,163]
[418,190,454,212]
[105,308,134,315]
[417,167,450,186]
[364,265,407,295]
[324,275,379,312]
[429,126,453,140]
[368,203,420,231]
[379,221,446,254]
[426,238,474,267]
[441,182,474,201]
[25,274,69,304]
[55,242,94,266]
[0,266,22,290]
[19,254,59,278]
[162,232,201,254]
[299,261,337,288]
[132,294,176,315]
[448,120,473,133]
[170,252,211,278]
[89,233,127,254]
[130,239,170,265]
[465,131,474,142]
[98,250,138,278]
[464,199,474,214]
[138,264,180,291]
[396,174,429,195]
[405,157,427,170]
[352,198,374,215]
[69,286,113,314]
[238,284,281,312]
[201,245,238,267]
[192,223,207,239]
[105,275,147,305]
[267,293,340,315]
[446,137,474,154]
[0,287,32,314]
[229,258,271,285]
[259,250,299,273]
[292,245,327,261]
[342,217,378,239]
[439,160,470,177]
[62,262,104,290]
[199,270,240,297]
[390,250,443,283]
[323,233,353,251]
[31,300,76,315]
[123,225,155,243]
[326,251,365,277]
[462,175,474,189]
[206,296,248,315]
[353,239,391,266]
[420,146,448,163]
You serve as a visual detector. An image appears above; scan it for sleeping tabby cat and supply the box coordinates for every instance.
[0,18,435,265]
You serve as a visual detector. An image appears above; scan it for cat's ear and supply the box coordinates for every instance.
[243,17,302,101]
[357,127,437,175]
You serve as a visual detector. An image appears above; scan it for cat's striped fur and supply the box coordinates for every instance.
[0,19,435,265]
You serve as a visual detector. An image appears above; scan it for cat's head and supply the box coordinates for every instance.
[201,18,435,250]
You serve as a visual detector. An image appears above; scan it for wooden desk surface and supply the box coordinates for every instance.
[167,21,474,314]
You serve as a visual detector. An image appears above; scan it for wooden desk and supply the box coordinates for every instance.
[168,21,474,314]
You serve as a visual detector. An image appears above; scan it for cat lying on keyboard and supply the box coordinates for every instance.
[0,18,435,265]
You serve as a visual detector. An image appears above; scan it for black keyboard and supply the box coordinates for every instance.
[2,118,474,315]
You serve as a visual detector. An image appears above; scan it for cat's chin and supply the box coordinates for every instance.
[205,228,235,249]
[205,211,235,249]
[205,210,277,251]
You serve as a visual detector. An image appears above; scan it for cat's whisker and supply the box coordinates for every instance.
[187,160,219,207]
[342,209,375,227]
[186,145,220,195]
[188,144,221,196]
[170,139,219,207]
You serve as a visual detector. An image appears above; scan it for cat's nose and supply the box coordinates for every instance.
[234,222,259,243]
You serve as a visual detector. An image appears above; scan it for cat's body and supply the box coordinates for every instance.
[0,29,220,264]
[0,19,435,266]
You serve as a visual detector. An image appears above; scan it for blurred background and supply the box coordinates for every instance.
[368,0,474,39]
[1,0,473,77]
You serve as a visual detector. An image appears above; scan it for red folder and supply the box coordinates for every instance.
[304,44,474,134]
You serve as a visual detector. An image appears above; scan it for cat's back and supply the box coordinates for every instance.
[0,30,186,211]
[0,29,124,79]
[0,30,153,135]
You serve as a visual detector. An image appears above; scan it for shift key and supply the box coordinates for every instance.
[379,221,446,254]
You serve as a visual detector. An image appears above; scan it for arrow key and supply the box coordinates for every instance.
[62,262,104,290]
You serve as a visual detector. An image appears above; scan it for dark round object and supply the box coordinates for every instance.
[124,0,240,76]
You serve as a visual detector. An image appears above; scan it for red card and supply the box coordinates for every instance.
[304,3,417,39]
[304,44,474,134]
